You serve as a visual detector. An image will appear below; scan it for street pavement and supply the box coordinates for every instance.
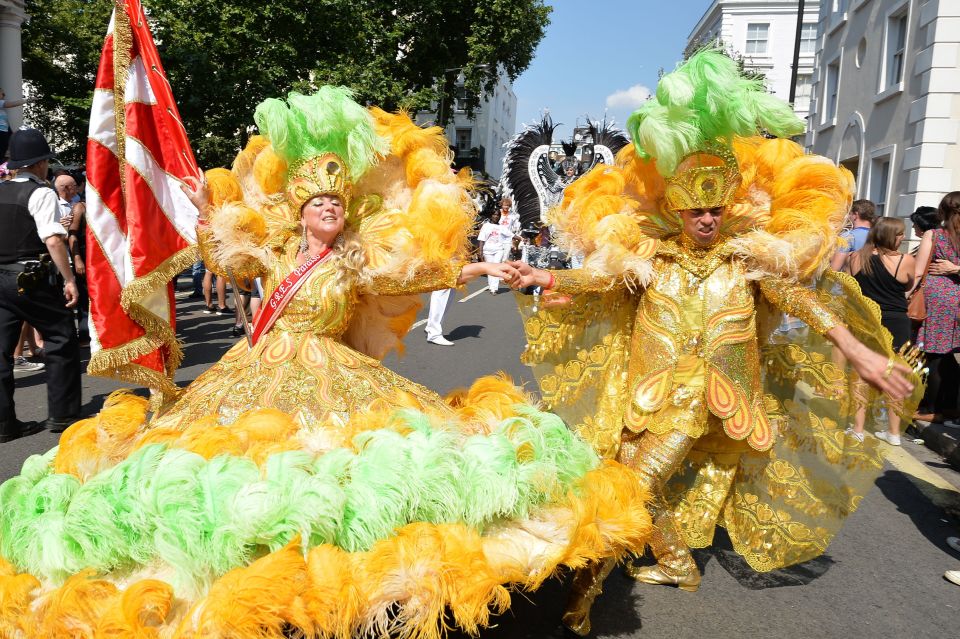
[3,279,960,639]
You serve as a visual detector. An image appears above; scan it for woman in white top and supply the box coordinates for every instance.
[476,210,516,294]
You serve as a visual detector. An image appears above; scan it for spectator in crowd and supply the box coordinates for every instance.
[946,536,960,586]
[831,199,876,272]
[914,191,960,423]
[910,205,941,244]
[54,174,90,345]
[11,321,43,373]
[190,259,205,299]
[497,196,519,234]
[202,269,229,314]
[847,217,914,445]
[0,129,81,442]
[476,209,516,294]
[0,87,31,161]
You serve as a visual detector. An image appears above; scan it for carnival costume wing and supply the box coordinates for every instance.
[520,49,925,571]
[501,115,565,228]
[582,118,630,171]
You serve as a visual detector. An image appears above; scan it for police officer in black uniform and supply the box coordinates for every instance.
[0,129,81,442]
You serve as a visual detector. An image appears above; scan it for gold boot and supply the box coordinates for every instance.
[625,561,701,592]
[561,558,616,636]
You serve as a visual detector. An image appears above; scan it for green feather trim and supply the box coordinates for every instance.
[253,86,388,180]
[628,47,805,176]
[0,406,599,591]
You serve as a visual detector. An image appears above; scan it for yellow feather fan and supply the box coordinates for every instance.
[552,136,853,282]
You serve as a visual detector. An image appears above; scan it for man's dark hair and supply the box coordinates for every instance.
[851,199,877,224]
[910,206,940,234]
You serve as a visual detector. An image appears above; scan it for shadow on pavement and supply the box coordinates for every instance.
[875,468,960,547]
[447,324,485,341]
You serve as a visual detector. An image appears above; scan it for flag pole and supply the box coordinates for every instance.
[226,267,254,348]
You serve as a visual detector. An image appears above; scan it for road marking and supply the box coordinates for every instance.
[884,444,960,515]
[458,288,488,303]
[411,318,427,329]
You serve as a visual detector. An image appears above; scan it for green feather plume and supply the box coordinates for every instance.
[627,47,805,176]
[253,86,388,180]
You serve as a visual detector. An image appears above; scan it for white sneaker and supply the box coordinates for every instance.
[427,336,454,346]
[945,570,960,587]
[873,430,901,446]
[946,537,960,554]
[13,356,44,373]
[844,428,865,443]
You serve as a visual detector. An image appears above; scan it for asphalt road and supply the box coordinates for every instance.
[4,278,960,639]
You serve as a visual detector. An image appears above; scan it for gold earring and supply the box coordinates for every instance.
[300,225,308,254]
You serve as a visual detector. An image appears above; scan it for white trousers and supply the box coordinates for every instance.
[425,288,453,340]
[483,248,507,292]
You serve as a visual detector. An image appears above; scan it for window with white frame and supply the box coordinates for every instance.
[455,128,472,153]
[884,9,908,90]
[795,74,813,112]
[745,23,769,54]
[824,60,840,122]
[870,155,891,217]
[800,23,817,54]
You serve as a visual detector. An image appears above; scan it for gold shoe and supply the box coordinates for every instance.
[561,593,593,637]
[560,558,617,636]
[625,562,701,592]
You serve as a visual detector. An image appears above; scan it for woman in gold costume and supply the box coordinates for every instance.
[510,50,924,636]
[0,88,654,638]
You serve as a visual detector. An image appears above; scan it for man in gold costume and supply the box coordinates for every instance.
[511,50,922,636]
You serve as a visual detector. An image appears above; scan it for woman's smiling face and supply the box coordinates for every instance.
[301,194,346,242]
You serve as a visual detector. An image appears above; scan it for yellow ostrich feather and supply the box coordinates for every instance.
[0,560,39,638]
[252,146,288,196]
[448,373,530,424]
[176,422,246,460]
[53,391,149,479]
[205,168,243,207]
[32,569,119,637]
[230,408,300,446]
[304,545,364,639]
[94,579,174,638]
[370,107,449,160]
[176,539,312,639]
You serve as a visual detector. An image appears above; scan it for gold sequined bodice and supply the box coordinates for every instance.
[266,248,357,339]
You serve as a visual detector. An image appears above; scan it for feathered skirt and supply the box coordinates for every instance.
[0,330,650,638]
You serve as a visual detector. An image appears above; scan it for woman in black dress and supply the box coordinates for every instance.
[848,217,915,445]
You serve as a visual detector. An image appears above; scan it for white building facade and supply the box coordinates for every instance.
[688,0,821,119]
[416,72,517,180]
[806,0,960,227]
[0,0,27,132]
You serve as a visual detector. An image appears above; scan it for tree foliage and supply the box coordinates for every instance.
[20,0,551,167]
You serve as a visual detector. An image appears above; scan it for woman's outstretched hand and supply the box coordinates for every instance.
[458,261,522,286]
[506,261,550,289]
[181,175,209,220]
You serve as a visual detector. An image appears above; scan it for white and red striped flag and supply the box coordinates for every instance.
[86,0,200,398]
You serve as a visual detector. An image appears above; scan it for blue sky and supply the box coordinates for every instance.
[513,0,714,140]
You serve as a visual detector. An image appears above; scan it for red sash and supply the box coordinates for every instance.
[250,247,332,346]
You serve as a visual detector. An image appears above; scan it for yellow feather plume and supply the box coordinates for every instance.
[177,539,311,639]
[205,168,243,207]
[94,579,174,637]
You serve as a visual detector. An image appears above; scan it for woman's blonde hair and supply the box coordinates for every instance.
[856,216,904,277]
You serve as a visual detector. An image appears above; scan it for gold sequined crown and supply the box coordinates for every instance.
[286,152,351,212]
[664,144,741,212]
